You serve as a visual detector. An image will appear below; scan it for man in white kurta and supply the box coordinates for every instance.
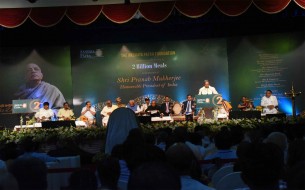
[198,80,218,95]
[140,97,150,113]
[101,100,118,126]
[35,102,54,122]
[261,90,278,114]
[81,101,96,125]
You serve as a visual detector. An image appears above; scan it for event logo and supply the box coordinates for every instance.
[80,49,104,59]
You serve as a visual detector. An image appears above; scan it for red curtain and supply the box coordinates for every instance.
[139,2,175,23]
[102,4,139,23]
[295,0,305,8]
[215,0,253,16]
[0,8,30,28]
[30,7,66,27]
[253,0,291,13]
[66,6,103,25]
[175,0,215,18]
[0,0,304,28]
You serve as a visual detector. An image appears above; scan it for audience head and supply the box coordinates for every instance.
[156,131,168,145]
[287,139,305,168]
[230,125,245,146]
[0,171,19,190]
[68,169,97,190]
[97,156,120,190]
[263,132,288,152]
[239,142,284,190]
[0,142,20,161]
[187,132,202,146]
[128,162,181,190]
[8,157,47,190]
[105,108,139,154]
[124,128,145,147]
[21,137,39,152]
[166,143,195,176]
[172,127,188,144]
[214,127,232,150]
[286,161,305,190]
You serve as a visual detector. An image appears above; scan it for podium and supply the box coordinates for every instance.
[195,94,223,119]
[12,99,40,113]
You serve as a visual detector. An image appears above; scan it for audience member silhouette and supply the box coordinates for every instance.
[239,142,284,190]
[128,162,181,190]
[97,156,120,190]
[166,143,213,190]
[8,157,48,190]
[68,169,98,190]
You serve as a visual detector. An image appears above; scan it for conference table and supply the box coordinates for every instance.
[14,121,87,131]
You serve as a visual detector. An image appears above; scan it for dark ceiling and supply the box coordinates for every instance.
[0,3,304,47]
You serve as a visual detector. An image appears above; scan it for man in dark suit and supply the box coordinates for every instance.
[182,94,196,121]
[160,96,173,116]
[146,100,161,117]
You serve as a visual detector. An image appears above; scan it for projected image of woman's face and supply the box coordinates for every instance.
[26,63,43,82]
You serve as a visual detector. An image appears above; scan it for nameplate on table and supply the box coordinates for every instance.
[151,116,172,122]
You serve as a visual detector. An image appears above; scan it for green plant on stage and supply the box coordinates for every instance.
[0,118,303,147]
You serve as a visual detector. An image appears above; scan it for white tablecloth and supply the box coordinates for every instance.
[14,121,87,131]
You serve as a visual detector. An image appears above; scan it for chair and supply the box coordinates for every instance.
[215,172,248,190]
[211,165,234,187]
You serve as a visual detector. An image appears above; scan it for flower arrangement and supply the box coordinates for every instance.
[0,117,303,147]
[0,126,107,146]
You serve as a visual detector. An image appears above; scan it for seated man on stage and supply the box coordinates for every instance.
[101,100,118,126]
[81,101,96,126]
[57,102,74,120]
[160,96,173,116]
[182,94,196,121]
[238,96,255,111]
[198,80,218,95]
[35,102,54,122]
[140,97,150,114]
[115,97,126,108]
[126,100,141,114]
[261,90,278,114]
[146,100,160,117]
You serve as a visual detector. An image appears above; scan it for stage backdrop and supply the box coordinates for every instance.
[70,38,230,115]
[0,32,305,128]
[228,32,305,113]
